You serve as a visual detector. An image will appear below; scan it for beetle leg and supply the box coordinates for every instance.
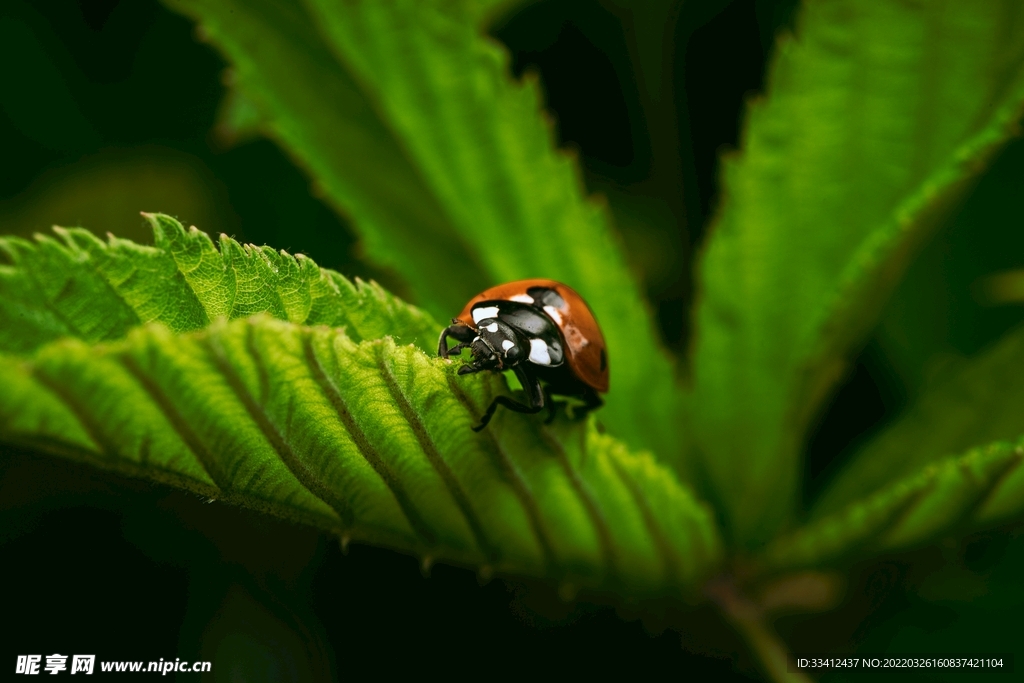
[543,398,558,425]
[472,366,545,431]
[445,342,471,356]
[515,365,545,410]
[569,387,604,420]
[472,396,544,432]
[438,328,453,357]
[438,320,476,358]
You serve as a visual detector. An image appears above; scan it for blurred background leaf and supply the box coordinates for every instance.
[688,0,1024,546]
[815,324,1024,520]
[804,138,1024,512]
[757,436,1024,576]
[0,0,393,292]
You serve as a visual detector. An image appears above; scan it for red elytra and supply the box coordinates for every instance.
[455,278,609,393]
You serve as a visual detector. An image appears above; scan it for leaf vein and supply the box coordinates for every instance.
[300,330,435,546]
[31,366,115,460]
[117,351,231,492]
[541,428,619,584]
[445,376,557,576]
[202,327,352,530]
[375,345,496,563]
[606,454,680,588]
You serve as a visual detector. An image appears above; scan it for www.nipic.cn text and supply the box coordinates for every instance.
[16,655,212,675]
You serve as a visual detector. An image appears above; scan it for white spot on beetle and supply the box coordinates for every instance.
[509,294,534,304]
[485,323,499,333]
[529,338,552,365]
[563,324,589,348]
[472,336,481,343]
[543,305,563,325]
[472,306,500,323]
[501,339,515,353]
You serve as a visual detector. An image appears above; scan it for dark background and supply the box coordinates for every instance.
[3,0,1024,680]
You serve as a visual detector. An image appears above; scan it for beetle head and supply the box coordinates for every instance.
[458,318,528,374]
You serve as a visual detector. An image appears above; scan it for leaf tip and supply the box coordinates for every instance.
[218,232,244,256]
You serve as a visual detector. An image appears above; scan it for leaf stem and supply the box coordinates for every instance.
[705,576,812,683]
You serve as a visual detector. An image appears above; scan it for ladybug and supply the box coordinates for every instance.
[438,279,608,431]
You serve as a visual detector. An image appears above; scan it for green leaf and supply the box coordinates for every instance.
[213,85,268,148]
[753,437,1024,577]
[870,139,1024,402]
[0,219,720,593]
[0,213,439,355]
[0,316,722,595]
[163,0,681,463]
[816,324,1024,518]
[182,0,491,316]
[688,0,1024,545]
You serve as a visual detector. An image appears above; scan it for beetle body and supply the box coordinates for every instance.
[438,279,608,431]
